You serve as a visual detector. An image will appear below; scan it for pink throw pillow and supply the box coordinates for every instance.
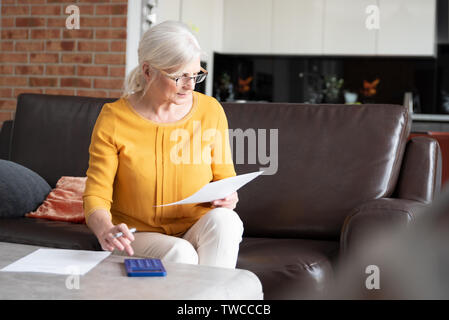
[26,176,87,224]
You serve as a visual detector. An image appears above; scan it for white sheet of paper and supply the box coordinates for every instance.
[156,170,264,207]
[0,248,111,275]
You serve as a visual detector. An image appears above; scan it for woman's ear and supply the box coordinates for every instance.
[142,64,151,80]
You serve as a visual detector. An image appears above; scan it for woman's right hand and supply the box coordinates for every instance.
[97,223,135,256]
[86,209,136,256]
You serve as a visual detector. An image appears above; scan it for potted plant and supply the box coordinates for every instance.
[322,75,344,103]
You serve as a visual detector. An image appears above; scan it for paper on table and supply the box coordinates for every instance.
[156,170,264,207]
[0,248,111,275]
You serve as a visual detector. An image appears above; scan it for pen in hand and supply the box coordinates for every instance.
[113,227,136,239]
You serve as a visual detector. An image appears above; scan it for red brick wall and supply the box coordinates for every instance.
[0,0,128,128]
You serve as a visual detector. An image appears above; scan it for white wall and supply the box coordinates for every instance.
[126,0,143,75]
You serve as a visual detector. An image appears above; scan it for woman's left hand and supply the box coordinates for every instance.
[211,191,239,210]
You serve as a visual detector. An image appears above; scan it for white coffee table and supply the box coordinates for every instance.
[0,242,263,300]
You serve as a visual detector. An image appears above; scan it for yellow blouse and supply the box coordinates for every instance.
[83,91,236,236]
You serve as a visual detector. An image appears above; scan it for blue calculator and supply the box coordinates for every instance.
[124,258,167,277]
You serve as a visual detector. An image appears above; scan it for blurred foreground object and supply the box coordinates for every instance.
[328,183,449,299]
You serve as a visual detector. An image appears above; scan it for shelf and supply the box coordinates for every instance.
[412,114,449,122]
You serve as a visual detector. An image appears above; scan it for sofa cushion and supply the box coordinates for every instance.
[0,217,101,251]
[11,94,115,187]
[26,176,87,223]
[223,103,411,239]
[237,237,339,299]
[0,160,51,218]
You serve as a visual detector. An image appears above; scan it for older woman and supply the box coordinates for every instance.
[83,21,243,269]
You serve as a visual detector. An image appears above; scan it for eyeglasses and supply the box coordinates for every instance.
[159,67,208,87]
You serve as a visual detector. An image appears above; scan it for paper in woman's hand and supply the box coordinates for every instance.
[156,171,264,207]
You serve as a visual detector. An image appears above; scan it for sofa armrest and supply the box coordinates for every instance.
[340,198,428,256]
[394,136,442,204]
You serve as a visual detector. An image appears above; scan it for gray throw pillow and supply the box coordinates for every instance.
[0,160,51,218]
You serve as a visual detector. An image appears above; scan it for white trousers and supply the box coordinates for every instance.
[114,208,244,269]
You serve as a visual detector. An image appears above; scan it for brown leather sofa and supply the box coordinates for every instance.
[0,93,442,299]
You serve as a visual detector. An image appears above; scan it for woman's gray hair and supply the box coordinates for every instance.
[122,20,205,99]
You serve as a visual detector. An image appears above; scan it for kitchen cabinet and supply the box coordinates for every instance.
[222,0,272,54]
[157,0,181,22]
[222,0,323,54]
[221,0,436,56]
[323,0,378,55]
[151,0,437,97]
[272,0,324,55]
[142,0,437,75]
[180,0,224,95]
[180,0,223,55]
[377,0,436,56]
